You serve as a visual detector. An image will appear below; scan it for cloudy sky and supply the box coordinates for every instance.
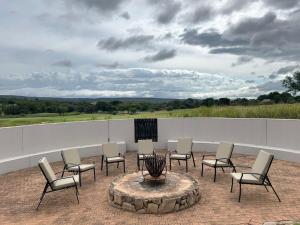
[1,0,300,98]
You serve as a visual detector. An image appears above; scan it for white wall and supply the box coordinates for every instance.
[1,117,300,174]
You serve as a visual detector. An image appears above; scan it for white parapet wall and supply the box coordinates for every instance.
[0,117,300,174]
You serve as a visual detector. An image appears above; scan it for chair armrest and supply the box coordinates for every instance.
[234,164,252,169]
[50,175,77,185]
[240,172,265,182]
[65,163,81,171]
[119,152,125,158]
[202,153,216,160]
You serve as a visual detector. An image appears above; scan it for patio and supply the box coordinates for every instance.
[0,152,299,225]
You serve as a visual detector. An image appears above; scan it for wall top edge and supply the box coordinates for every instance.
[0,117,300,130]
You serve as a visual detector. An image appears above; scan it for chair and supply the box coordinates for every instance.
[201,142,235,182]
[169,138,195,172]
[61,149,96,186]
[101,143,125,176]
[37,157,79,210]
[230,150,281,202]
[137,139,154,170]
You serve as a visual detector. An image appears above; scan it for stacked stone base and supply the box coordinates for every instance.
[108,172,200,214]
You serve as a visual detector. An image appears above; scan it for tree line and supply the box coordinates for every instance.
[0,71,300,116]
[0,91,299,116]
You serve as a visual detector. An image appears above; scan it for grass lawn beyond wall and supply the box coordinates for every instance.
[1,103,300,127]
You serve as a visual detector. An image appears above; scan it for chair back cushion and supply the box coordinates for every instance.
[103,143,119,158]
[61,149,81,165]
[252,150,273,179]
[138,139,153,155]
[38,157,56,183]
[176,138,192,154]
[216,142,234,160]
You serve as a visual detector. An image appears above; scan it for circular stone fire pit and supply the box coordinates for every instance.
[108,171,200,214]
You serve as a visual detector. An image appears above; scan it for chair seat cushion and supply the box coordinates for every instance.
[68,164,95,172]
[53,175,79,190]
[170,154,190,160]
[139,154,153,160]
[107,156,124,162]
[202,159,230,167]
[230,173,260,184]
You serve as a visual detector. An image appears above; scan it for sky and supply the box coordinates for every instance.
[0,0,300,99]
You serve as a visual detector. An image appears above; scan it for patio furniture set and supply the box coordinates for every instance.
[36,138,281,210]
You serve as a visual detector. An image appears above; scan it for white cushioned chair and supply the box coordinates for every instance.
[101,143,125,176]
[137,139,154,170]
[230,150,281,202]
[169,138,195,172]
[37,157,79,210]
[201,142,235,182]
[61,149,96,186]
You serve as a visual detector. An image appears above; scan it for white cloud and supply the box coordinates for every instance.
[0,0,298,98]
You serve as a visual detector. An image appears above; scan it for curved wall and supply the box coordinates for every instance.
[0,118,300,174]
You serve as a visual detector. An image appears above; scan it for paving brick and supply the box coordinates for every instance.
[0,152,299,225]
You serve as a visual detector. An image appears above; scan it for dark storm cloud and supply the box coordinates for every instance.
[268,64,299,79]
[181,12,300,62]
[181,29,247,47]
[264,0,299,9]
[96,61,121,69]
[51,60,73,67]
[144,49,176,62]
[97,35,154,51]
[66,0,126,13]
[221,0,256,14]
[120,12,130,20]
[256,81,285,92]
[148,0,181,24]
[232,56,253,67]
[188,6,214,23]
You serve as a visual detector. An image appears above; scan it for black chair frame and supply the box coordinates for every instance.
[169,150,196,172]
[37,165,79,210]
[101,153,125,176]
[201,153,236,182]
[230,156,281,202]
[61,152,96,187]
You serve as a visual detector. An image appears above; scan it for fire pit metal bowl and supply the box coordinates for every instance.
[143,153,166,178]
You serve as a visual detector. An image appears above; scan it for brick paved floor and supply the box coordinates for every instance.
[0,152,300,225]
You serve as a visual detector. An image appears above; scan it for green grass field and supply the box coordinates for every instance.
[1,103,300,127]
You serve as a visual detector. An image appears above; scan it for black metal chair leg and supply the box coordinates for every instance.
[238,182,242,202]
[93,168,96,181]
[137,154,140,170]
[230,177,234,192]
[269,183,281,202]
[36,184,48,210]
[117,162,119,168]
[221,167,225,173]
[267,177,281,202]
[186,160,188,172]
[169,158,172,170]
[213,166,217,182]
[79,172,82,187]
[75,185,79,204]
[264,185,269,192]
[191,152,196,167]
[61,168,65,178]
[232,166,236,172]
[106,161,108,176]
[101,155,104,171]
[201,163,204,176]
[123,160,126,173]
[178,160,181,165]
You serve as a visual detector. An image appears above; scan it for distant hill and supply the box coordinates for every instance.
[0,95,175,103]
